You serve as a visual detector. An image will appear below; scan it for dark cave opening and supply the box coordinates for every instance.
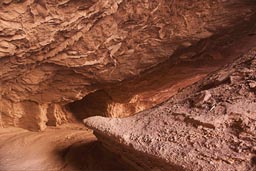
[66,90,113,121]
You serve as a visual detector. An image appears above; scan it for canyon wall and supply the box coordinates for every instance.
[1,0,256,130]
[84,48,256,171]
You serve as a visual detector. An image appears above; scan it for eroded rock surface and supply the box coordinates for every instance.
[84,48,256,171]
[1,0,256,130]
[0,124,134,171]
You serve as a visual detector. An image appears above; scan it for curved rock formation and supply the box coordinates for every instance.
[0,125,134,170]
[1,0,256,131]
[0,1,256,170]
[84,48,256,171]
[0,0,255,129]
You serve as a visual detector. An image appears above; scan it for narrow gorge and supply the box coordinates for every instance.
[0,0,256,170]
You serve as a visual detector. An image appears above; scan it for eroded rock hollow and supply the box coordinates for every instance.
[0,0,256,170]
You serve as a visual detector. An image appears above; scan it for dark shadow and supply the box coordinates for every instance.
[66,90,113,121]
[56,140,134,171]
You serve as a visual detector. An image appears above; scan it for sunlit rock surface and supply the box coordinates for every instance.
[1,0,256,130]
[84,48,256,171]
[0,1,256,170]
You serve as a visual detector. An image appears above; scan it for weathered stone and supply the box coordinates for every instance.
[1,0,256,130]
[84,49,256,171]
[248,80,256,90]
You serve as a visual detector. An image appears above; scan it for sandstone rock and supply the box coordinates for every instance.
[46,104,75,126]
[0,126,133,171]
[248,80,256,90]
[1,0,256,130]
[84,48,256,171]
[191,90,212,107]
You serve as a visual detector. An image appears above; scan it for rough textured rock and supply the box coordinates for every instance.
[67,31,256,118]
[84,48,256,171]
[0,99,76,131]
[1,0,256,130]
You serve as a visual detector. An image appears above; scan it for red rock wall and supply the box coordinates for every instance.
[1,0,256,130]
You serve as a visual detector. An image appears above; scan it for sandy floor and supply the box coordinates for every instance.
[0,124,133,171]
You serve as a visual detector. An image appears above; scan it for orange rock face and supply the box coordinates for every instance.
[84,48,256,171]
[1,0,256,130]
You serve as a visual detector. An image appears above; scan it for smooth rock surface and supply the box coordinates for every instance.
[0,124,134,171]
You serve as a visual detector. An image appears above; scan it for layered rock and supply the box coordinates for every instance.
[67,31,256,119]
[84,48,256,171]
[1,0,256,130]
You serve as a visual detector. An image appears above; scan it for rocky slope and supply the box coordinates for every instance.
[1,0,256,131]
[84,48,256,171]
